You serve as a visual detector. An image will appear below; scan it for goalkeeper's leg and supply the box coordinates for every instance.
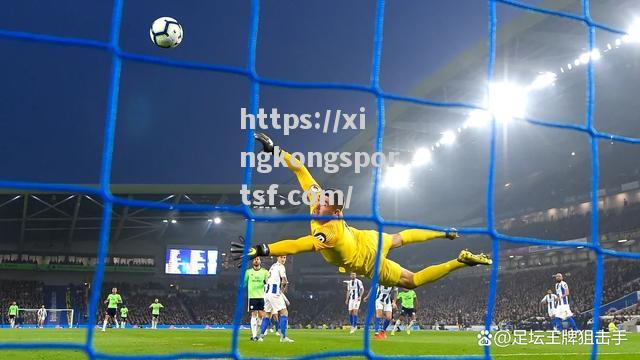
[382,250,491,289]
[390,229,457,250]
[399,260,465,289]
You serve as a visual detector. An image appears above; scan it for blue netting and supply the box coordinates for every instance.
[1,0,639,359]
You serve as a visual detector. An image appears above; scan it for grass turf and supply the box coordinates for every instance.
[0,329,637,359]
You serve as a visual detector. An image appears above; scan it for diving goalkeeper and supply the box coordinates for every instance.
[231,133,492,289]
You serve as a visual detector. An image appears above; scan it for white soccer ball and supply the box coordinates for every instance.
[149,17,183,48]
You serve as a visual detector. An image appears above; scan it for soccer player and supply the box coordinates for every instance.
[553,273,578,330]
[345,272,364,334]
[232,134,492,289]
[119,304,129,329]
[37,305,47,328]
[102,287,122,332]
[456,310,464,331]
[363,284,396,339]
[540,290,560,330]
[7,302,18,328]
[259,255,293,342]
[392,288,418,335]
[245,256,269,341]
[149,299,164,329]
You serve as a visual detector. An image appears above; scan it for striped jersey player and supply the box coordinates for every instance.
[553,273,578,330]
[37,305,47,328]
[345,272,364,334]
[540,289,560,330]
[259,256,294,342]
[364,284,396,339]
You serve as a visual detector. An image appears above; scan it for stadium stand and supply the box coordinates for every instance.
[0,281,44,326]
[501,201,640,241]
[1,191,638,331]
[3,256,637,330]
[420,259,640,328]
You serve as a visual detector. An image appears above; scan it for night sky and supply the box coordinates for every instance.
[0,0,534,185]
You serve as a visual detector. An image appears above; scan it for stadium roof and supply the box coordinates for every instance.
[0,191,303,249]
[327,0,640,224]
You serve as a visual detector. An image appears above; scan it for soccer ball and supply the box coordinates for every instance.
[149,17,183,48]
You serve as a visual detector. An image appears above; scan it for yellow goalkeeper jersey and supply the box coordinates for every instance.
[309,211,391,279]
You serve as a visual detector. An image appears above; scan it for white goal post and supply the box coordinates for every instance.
[17,308,75,328]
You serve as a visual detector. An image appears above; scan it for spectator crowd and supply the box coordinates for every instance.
[3,258,638,329]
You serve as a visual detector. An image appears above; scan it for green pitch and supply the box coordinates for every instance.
[0,329,638,359]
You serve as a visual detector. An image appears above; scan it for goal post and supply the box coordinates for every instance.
[17,308,75,328]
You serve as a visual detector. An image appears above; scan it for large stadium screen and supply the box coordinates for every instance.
[165,247,219,275]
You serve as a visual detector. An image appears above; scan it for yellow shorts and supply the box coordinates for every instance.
[378,258,403,286]
[358,231,404,286]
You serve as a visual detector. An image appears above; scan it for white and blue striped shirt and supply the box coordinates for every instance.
[265,262,286,295]
[542,293,558,313]
[375,285,395,304]
[555,281,570,305]
[347,279,364,300]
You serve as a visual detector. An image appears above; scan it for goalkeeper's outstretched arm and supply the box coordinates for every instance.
[232,235,318,259]
[255,133,321,209]
[281,150,319,193]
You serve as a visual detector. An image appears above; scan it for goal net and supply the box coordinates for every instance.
[17,308,74,328]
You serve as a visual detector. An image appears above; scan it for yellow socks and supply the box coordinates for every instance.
[411,259,466,287]
[399,229,446,245]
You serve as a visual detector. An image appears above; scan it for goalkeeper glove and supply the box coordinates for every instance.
[230,236,270,261]
[254,133,275,154]
[445,228,459,240]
